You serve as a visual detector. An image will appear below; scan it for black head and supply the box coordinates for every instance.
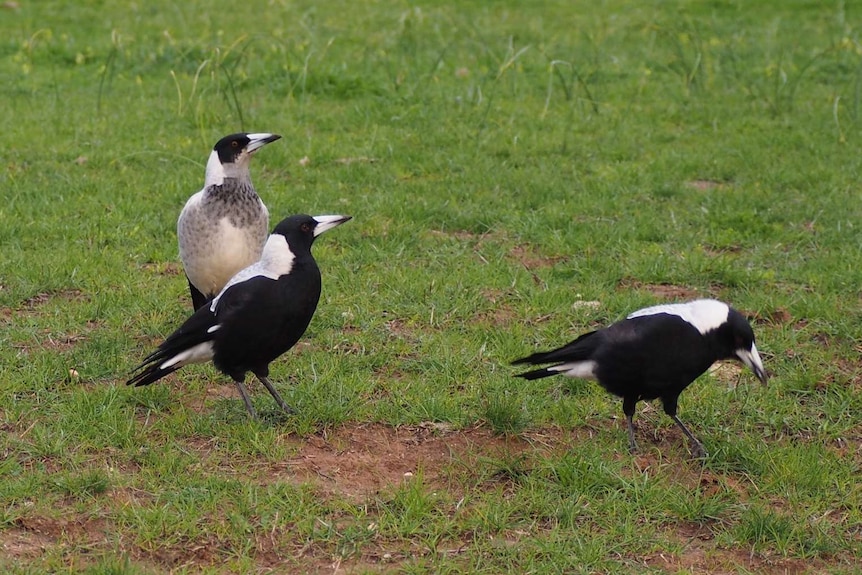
[718,307,768,384]
[271,214,352,253]
[212,132,281,165]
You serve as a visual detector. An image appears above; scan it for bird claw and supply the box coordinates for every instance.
[690,442,708,459]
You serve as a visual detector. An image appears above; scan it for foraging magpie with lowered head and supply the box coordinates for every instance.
[178,132,281,311]
[128,214,351,417]
[512,299,767,458]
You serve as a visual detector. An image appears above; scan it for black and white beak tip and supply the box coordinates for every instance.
[313,214,352,236]
[737,344,768,385]
[246,133,282,154]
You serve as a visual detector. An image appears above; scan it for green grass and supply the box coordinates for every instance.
[2,0,862,572]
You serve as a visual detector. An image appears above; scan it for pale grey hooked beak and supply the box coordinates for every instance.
[312,214,352,236]
[246,133,282,154]
[737,343,767,385]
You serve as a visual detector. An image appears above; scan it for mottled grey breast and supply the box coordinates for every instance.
[205,179,266,228]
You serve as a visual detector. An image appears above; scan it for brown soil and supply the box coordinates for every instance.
[140,261,183,276]
[617,278,703,300]
[2,421,855,574]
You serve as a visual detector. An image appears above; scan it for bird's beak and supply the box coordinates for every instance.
[246,133,282,154]
[736,343,768,385]
[312,214,352,237]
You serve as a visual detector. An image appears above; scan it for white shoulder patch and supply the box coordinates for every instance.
[627,299,730,335]
[209,234,296,312]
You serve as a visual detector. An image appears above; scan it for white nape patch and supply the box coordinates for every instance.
[549,360,598,379]
[207,324,221,334]
[159,341,214,370]
[210,234,295,312]
[259,233,296,276]
[627,299,730,335]
[204,149,225,187]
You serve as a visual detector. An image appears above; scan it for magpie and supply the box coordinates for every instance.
[128,214,352,417]
[512,299,767,457]
[178,132,282,311]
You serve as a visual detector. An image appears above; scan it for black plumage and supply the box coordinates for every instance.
[128,213,351,417]
[513,299,767,457]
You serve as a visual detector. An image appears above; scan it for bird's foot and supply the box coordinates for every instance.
[257,376,296,416]
[689,441,708,459]
[628,438,639,454]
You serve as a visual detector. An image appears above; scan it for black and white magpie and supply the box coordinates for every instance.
[128,213,351,417]
[178,132,282,311]
[512,299,767,457]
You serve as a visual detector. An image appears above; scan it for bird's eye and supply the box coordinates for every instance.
[231,140,239,148]
[301,223,312,232]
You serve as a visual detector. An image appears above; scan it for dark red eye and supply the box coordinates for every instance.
[301,223,312,232]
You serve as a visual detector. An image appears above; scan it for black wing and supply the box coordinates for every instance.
[210,267,322,379]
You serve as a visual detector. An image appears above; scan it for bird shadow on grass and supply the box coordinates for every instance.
[208,399,295,427]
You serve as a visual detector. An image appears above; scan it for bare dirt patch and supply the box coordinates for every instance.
[638,540,824,574]
[140,261,182,276]
[2,289,88,325]
[472,288,518,326]
[4,420,855,573]
[3,515,109,561]
[750,306,793,326]
[259,423,538,499]
[20,288,88,311]
[617,278,702,300]
[508,244,566,271]
[0,528,55,560]
[10,320,102,356]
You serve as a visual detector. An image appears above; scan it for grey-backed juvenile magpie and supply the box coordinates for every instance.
[512,299,767,458]
[129,214,351,417]
[178,132,281,310]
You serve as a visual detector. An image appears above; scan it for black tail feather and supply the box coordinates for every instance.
[511,352,553,366]
[125,304,219,387]
[513,367,558,380]
[127,361,181,387]
[511,330,600,367]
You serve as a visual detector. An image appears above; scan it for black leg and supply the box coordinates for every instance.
[662,395,707,458]
[233,379,257,418]
[622,396,638,453]
[670,414,707,458]
[187,276,210,311]
[256,375,296,414]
